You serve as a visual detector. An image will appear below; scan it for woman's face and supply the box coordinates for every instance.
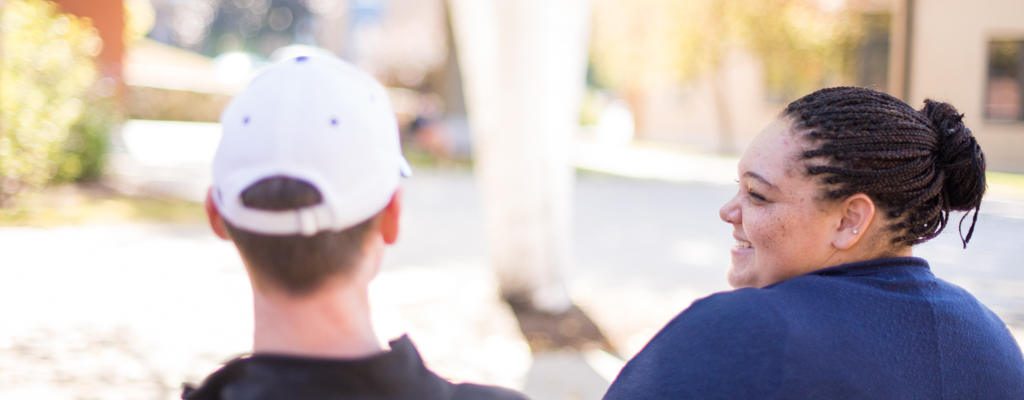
[719,118,841,288]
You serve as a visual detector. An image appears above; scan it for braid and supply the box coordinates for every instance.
[784,87,986,248]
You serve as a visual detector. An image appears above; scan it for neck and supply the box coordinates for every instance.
[250,274,383,359]
[823,244,913,271]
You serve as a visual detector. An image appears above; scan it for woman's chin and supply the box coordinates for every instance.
[727,266,757,288]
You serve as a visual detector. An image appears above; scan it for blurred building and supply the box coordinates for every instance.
[131,0,455,127]
[53,0,125,81]
[634,0,1024,172]
[898,0,1024,172]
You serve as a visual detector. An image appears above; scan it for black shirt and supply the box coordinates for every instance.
[183,335,527,400]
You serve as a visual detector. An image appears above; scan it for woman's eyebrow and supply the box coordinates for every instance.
[743,171,776,189]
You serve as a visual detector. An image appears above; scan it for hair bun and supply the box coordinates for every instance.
[921,99,986,211]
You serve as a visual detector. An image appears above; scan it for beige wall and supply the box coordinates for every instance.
[909,0,1024,172]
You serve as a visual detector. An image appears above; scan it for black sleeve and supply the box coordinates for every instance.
[452,383,530,400]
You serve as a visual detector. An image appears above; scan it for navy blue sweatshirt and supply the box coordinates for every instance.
[605,257,1024,399]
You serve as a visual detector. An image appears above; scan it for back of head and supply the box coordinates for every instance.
[783,87,986,248]
[211,54,411,295]
[223,177,381,294]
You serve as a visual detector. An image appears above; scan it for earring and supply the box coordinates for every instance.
[852,228,859,235]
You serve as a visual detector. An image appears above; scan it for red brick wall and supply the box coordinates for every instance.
[53,0,125,81]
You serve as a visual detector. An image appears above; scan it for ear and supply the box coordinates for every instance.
[832,193,876,250]
[205,187,231,240]
[379,189,403,245]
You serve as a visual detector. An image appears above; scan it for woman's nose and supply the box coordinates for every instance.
[719,194,740,224]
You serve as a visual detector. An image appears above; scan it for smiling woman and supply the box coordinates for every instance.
[604,87,1024,399]
[718,117,858,288]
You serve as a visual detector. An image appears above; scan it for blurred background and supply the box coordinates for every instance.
[2,0,1023,398]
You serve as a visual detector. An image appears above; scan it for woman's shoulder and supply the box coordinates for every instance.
[681,288,778,317]
[660,288,788,338]
[639,289,793,369]
[604,289,791,398]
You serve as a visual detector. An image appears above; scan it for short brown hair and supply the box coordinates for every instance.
[223,176,381,295]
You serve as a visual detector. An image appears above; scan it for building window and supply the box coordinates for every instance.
[986,40,1024,122]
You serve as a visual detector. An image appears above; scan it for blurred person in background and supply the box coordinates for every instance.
[183,55,524,400]
[604,87,1024,399]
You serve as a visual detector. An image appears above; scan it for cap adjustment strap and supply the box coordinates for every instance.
[298,208,318,237]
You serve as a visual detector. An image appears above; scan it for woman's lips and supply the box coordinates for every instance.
[732,238,753,253]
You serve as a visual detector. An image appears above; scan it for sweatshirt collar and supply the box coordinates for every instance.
[810,257,930,277]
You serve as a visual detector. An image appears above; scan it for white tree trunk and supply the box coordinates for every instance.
[447,0,591,313]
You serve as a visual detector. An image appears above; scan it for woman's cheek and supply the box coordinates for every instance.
[754,213,788,279]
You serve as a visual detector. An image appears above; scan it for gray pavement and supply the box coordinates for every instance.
[3,121,1023,399]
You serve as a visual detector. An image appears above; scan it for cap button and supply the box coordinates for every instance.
[295,56,309,63]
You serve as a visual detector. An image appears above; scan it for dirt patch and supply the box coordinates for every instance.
[506,297,617,356]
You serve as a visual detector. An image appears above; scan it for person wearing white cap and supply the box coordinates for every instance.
[183,54,526,400]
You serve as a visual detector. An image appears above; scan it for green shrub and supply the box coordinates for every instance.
[125,85,231,122]
[55,88,119,183]
[0,0,103,205]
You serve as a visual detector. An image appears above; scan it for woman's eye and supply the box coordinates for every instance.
[748,190,767,202]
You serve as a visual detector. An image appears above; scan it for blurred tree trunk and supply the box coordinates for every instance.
[621,86,647,141]
[447,0,591,313]
[709,63,736,154]
[705,0,735,154]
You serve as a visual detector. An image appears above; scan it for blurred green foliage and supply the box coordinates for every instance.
[124,0,156,45]
[55,92,119,183]
[126,85,231,122]
[590,0,865,152]
[579,90,608,127]
[0,0,118,205]
[0,184,203,227]
[741,1,863,100]
[590,0,863,99]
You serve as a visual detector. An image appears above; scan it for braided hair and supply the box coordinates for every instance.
[783,87,986,248]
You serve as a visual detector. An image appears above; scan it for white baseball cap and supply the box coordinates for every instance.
[212,54,411,236]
